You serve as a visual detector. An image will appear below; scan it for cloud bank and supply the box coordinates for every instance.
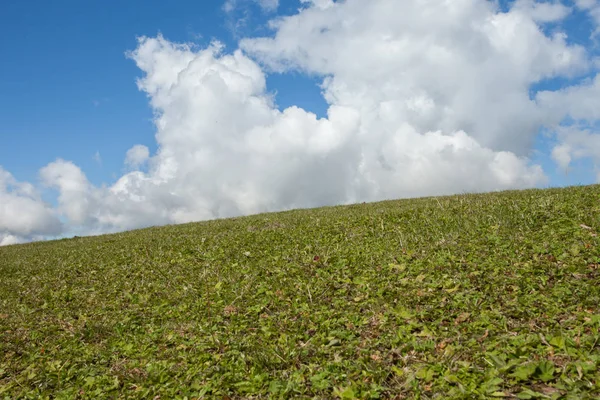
[3,0,600,245]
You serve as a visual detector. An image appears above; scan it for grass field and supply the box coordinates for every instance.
[1,185,600,399]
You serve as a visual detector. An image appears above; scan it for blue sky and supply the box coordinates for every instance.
[2,0,600,245]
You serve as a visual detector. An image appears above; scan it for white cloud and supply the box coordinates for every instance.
[512,0,571,23]
[0,167,61,245]
[0,234,23,246]
[6,0,600,245]
[537,74,600,121]
[125,144,150,169]
[40,159,95,226]
[575,0,598,10]
[549,126,600,173]
[242,0,588,153]
[255,0,278,12]
[552,143,572,170]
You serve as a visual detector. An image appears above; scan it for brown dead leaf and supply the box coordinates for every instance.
[223,305,238,316]
[454,312,471,325]
[478,329,489,342]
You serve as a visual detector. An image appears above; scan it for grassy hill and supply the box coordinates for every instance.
[1,186,600,399]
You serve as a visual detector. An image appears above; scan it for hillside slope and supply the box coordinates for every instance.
[1,186,600,398]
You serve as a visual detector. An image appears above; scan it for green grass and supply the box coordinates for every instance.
[1,185,600,399]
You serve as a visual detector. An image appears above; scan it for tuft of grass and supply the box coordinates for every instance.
[1,185,600,399]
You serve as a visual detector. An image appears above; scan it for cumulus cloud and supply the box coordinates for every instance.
[4,0,600,245]
[125,145,150,169]
[40,159,95,226]
[552,143,572,171]
[241,0,588,154]
[549,126,600,176]
[0,167,61,245]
